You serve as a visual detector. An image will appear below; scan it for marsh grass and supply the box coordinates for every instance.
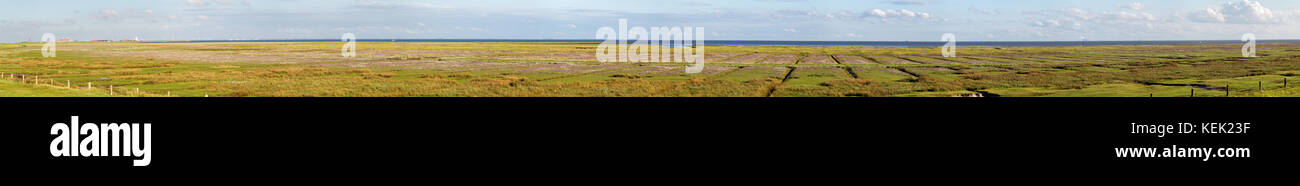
[3,41,1299,97]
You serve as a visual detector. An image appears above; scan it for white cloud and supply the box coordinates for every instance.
[869,9,888,18]
[899,9,916,17]
[769,9,932,23]
[1119,2,1145,11]
[210,0,235,6]
[866,9,934,19]
[1045,8,1155,23]
[1116,11,1156,21]
[96,9,122,21]
[1190,0,1284,24]
[884,0,929,6]
[1045,20,1061,27]
[354,0,453,10]
[185,0,209,6]
[1021,7,1163,39]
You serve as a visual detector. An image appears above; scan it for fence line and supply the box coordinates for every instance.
[1,72,186,97]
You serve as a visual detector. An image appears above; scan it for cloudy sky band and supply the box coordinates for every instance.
[2,0,1299,42]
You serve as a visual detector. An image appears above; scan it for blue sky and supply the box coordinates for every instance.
[3,0,1300,42]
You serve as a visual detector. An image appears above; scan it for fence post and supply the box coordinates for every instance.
[1190,88,1194,97]
[88,82,92,89]
[66,80,70,88]
[1226,84,1230,97]
[110,85,114,95]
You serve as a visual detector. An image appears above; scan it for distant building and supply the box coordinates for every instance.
[58,38,71,42]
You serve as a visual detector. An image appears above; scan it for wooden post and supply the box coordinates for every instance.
[135,88,139,95]
[167,91,171,97]
[1191,89,1194,97]
[66,80,70,88]
[1259,81,1263,91]
[87,82,92,89]
[110,85,114,95]
[1225,84,1230,97]
[34,76,37,84]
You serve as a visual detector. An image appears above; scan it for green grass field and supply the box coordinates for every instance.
[0,79,110,97]
[1,41,1297,97]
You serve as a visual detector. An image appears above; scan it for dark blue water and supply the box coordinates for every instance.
[174,39,1300,47]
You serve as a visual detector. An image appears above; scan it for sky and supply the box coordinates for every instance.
[3,0,1300,42]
